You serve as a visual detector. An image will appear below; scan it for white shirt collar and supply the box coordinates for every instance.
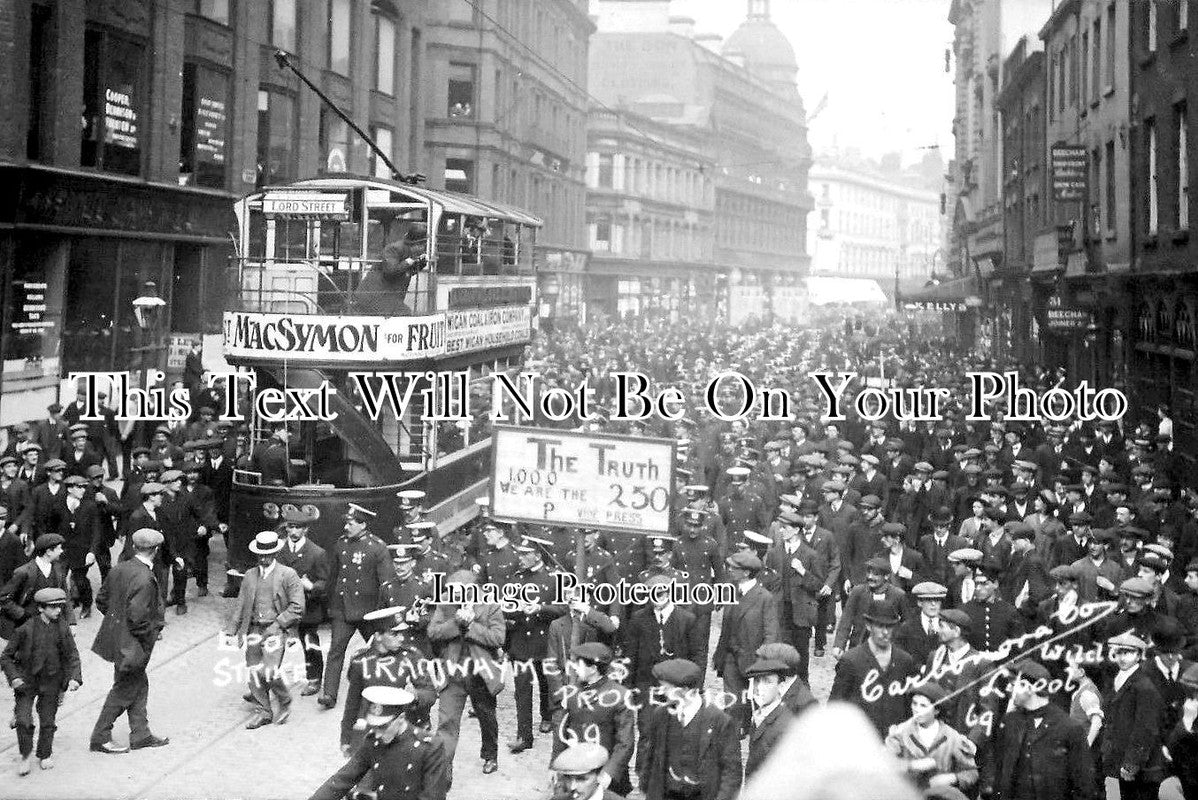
[753,698,782,727]
[34,556,52,577]
[739,578,758,595]
[260,561,277,579]
[134,552,155,569]
[656,604,674,623]
[676,694,703,726]
[1114,664,1139,691]
[289,537,306,552]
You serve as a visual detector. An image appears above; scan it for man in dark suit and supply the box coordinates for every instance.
[764,510,827,682]
[87,466,121,583]
[61,424,103,480]
[755,642,817,717]
[893,581,946,666]
[828,602,916,735]
[179,462,219,597]
[1101,631,1166,800]
[31,403,67,462]
[1003,523,1052,608]
[250,422,292,486]
[875,521,927,596]
[794,499,840,658]
[0,456,32,539]
[624,575,702,697]
[28,459,67,536]
[744,658,793,778]
[919,506,967,586]
[637,658,742,800]
[713,550,779,736]
[0,534,75,640]
[276,507,330,697]
[89,528,169,753]
[51,475,101,618]
[994,659,1096,800]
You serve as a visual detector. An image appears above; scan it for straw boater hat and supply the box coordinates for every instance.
[249,530,285,555]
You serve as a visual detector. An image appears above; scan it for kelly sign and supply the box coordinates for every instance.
[490,426,676,534]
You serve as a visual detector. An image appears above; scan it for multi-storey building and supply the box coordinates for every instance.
[0,0,427,424]
[588,0,811,324]
[1127,0,1197,454]
[422,0,593,323]
[1036,0,1131,384]
[585,107,716,322]
[807,160,942,289]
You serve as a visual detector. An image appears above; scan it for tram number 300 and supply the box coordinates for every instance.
[609,484,670,512]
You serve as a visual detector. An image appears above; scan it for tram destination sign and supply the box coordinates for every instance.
[489,426,676,535]
[260,191,349,218]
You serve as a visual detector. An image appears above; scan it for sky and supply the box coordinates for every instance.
[671,0,957,166]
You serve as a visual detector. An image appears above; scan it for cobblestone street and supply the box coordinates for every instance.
[0,538,839,800]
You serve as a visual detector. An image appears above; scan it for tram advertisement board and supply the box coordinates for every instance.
[489,426,676,534]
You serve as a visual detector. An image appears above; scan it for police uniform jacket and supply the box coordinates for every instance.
[309,720,449,800]
[478,544,520,586]
[719,490,772,542]
[745,702,792,779]
[341,643,438,749]
[1,613,82,689]
[714,583,779,675]
[504,565,566,661]
[92,556,163,672]
[960,597,1023,653]
[550,675,635,786]
[378,577,434,650]
[624,605,703,690]
[636,702,742,800]
[277,538,331,626]
[924,645,995,744]
[330,532,391,623]
[828,642,917,735]
[600,531,650,584]
[995,703,1096,800]
[672,531,724,612]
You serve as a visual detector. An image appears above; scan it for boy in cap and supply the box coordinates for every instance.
[550,742,624,800]
[54,473,101,617]
[763,510,825,682]
[0,533,75,640]
[744,658,794,778]
[1,587,81,774]
[549,642,634,796]
[309,685,449,800]
[714,550,780,737]
[1102,632,1167,800]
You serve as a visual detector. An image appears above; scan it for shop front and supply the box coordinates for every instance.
[1124,274,1198,452]
[535,246,588,329]
[0,165,235,425]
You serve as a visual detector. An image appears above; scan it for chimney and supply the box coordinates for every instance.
[668,15,695,38]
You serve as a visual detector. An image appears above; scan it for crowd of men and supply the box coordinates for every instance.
[0,312,1197,800]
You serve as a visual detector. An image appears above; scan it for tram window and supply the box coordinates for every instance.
[435,216,462,275]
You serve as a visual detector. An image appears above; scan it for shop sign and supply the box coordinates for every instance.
[103,86,139,150]
[1051,145,1087,201]
[222,311,446,361]
[11,281,54,333]
[195,87,228,168]
[445,305,532,355]
[1046,293,1093,331]
[490,426,675,534]
[167,333,197,371]
[904,301,966,312]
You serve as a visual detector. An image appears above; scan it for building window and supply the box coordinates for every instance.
[80,28,146,176]
[1058,45,1066,113]
[597,153,613,188]
[369,125,393,179]
[1148,118,1159,233]
[271,0,297,52]
[1091,146,1102,235]
[448,63,475,117]
[1180,105,1190,228]
[320,106,350,172]
[1081,31,1088,104]
[374,7,396,95]
[1092,17,1101,102]
[179,62,231,188]
[27,3,52,161]
[1149,0,1158,51]
[1105,140,1116,235]
[592,218,611,251]
[1068,34,1076,106]
[1182,0,1190,31]
[257,88,295,186]
[196,0,230,25]
[328,0,351,75]
[1106,4,1116,86]
[444,158,474,193]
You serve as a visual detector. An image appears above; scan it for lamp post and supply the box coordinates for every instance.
[131,281,166,386]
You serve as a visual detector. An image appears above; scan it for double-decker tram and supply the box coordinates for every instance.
[221,174,541,568]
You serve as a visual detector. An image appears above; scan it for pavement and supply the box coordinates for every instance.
[0,536,839,800]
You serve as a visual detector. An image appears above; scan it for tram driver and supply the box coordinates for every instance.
[357,217,428,315]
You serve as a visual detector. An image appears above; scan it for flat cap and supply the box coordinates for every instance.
[880,522,907,538]
[1049,564,1079,581]
[281,506,315,525]
[139,481,165,496]
[908,681,947,704]
[1004,521,1035,541]
[571,642,613,665]
[33,587,68,605]
[726,551,762,572]
[63,475,88,487]
[948,547,983,564]
[1107,631,1149,651]
[939,608,971,630]
[34,533,65,551]
[797,499,820,515]
[745,658,792,678]
[1068,511,1093,525]
[913,461,934,473]
[865,556,892,574]
[1013,660,1051,684]
[778,493,803,507]
[755,642,803,670]
[777,510,802,526]
[652,658,703,688]
[550,743,610,775]
[67,423,89,436]
[131,528,164,548]
[912,581,948,599]
[86,465,105,479]
[43,459,66,471]
[1119,576,1155,598]
[859,494,882,509]
[159,469,184,483]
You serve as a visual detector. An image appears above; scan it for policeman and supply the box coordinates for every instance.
[340,606,437,755]
[550,643,635,797]
[507,535,567,752]
[478,521,521,588]
[719,467,771,550]
[310,685,449,800]
[318,503,392,709]
[638,536,686,584]
[406,522,452,583]
[571,528,622,634]
[380,543,434,655]
[671,505,723,673]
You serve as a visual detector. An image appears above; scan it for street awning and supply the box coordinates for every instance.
[900,275,980,311]
[805,276,888,305]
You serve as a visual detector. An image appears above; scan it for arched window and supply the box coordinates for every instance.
[1157,301,1172,341]
[1175,301,1195,349]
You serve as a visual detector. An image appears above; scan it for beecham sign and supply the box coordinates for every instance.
[490,426,676,534]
